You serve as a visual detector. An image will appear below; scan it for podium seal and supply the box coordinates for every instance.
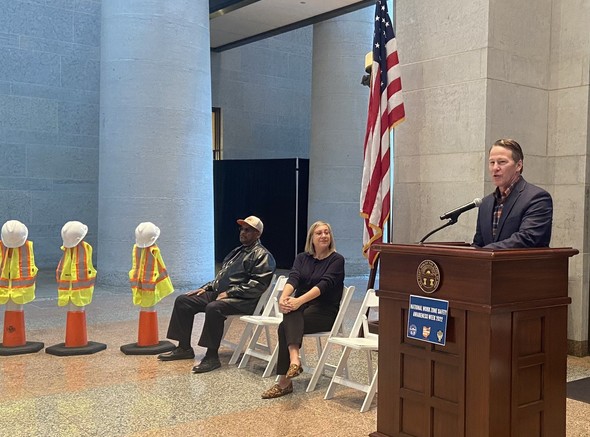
[417,260,440,294]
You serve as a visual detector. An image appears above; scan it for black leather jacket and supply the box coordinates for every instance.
[201,240,276,307]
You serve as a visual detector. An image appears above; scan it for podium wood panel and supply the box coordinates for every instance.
[371,244,577,437]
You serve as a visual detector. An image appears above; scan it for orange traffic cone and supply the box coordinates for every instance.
[0,305,44,356]
[120,308,174,355]
[46,306,106,356]
[3,309,26,347]
[65,310,88,347]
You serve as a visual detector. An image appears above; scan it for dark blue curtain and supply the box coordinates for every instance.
[213,158,309,269]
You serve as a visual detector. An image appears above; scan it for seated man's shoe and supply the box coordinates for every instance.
[286,363,303,379]
[192,357,221,373]
[261,382,293,399]
[157,346,195,361]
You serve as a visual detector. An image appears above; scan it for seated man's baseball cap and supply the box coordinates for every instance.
[236,216,263,235]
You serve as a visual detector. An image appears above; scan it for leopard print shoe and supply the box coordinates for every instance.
[286,363,303,379]
[261,382,293,399]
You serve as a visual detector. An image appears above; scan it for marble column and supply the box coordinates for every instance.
[394,0,590,354]
[98,1,214,287]
[308,6,375,275]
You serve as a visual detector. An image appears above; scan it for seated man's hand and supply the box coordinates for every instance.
[216,292,229,300]
[186,288,206,296]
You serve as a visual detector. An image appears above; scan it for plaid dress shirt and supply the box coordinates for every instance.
[492,175,521,238]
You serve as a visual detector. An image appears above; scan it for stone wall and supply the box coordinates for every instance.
[0,0,101,268]
[394,0,590,354]
[211,27,313,160]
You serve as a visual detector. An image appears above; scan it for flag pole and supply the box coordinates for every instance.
[387,127,394,243]
[387,0,396,246]
[363,0,403,292]
[362,0,404,334]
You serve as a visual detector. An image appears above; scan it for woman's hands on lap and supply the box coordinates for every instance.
[279,296,302,313]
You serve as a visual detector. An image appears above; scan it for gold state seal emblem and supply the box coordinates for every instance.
[416,260,441,294]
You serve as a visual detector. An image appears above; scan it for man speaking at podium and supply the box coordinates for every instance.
[473,138,553,249]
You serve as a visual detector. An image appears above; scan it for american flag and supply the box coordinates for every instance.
[360,0,405,267]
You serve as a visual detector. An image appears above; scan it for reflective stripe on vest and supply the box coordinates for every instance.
[129,244,173,306]
[56,241,96,306]
[56,242,97,290]
[0,241,37,304]
[130,245,158,290]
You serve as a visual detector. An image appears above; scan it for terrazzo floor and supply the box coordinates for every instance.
[1,272,589,436]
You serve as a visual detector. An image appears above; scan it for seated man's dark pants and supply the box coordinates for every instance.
[276,302,337,375]
[167,292,245,351]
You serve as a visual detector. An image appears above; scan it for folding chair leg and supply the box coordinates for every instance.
[219,317,236,350]
[229,324,253,365]
[324,347,352,400]
[261,326,272,354]
[297,337,324,374]
[315,337,323,356]
[262,344,279,378]
[360,367,378,413]
[238,325,265,369]
[299,344,308,372]
[306,341,333,392]
[365,349,373,381]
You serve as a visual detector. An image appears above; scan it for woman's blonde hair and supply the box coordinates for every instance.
[305,221,336,256]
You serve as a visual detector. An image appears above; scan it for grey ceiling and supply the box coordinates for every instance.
[209,0,375,52]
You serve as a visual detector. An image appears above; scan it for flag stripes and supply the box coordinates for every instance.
[360,0,405,267]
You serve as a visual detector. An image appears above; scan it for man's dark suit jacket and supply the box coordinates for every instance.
[473,177,553,249]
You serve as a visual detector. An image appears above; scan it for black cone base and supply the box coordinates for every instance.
[0,341,44,356]
[120,340,175,355]
[45,341,107,356]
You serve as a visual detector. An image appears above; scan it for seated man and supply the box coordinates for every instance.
[473,138,553,248]
[158,215,276,373]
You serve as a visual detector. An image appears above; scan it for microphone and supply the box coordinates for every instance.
[439,198,482,221]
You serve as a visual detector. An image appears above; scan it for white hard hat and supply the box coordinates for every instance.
[1,220,29,248]
[135,222,160,248]
[61,221,88,248]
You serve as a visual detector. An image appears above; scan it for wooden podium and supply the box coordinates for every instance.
[371,243,578,437]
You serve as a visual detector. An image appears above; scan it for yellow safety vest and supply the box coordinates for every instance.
[129,244,173,307]
[0,241,38,305]
[56,241,97,307]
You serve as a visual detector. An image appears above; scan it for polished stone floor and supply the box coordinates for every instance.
[1,272,589,436]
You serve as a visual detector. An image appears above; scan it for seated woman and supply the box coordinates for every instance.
[261,221,345,399]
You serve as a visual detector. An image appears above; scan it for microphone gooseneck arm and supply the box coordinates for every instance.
[419,198,482,243]
[419,218,457,244]
[439,198,482,221]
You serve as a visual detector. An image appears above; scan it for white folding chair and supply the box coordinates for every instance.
[234,275,288,374]
[259,284,355,381]
[299,285,355,379]
[219,274,277,364]
[322,288,379,412]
